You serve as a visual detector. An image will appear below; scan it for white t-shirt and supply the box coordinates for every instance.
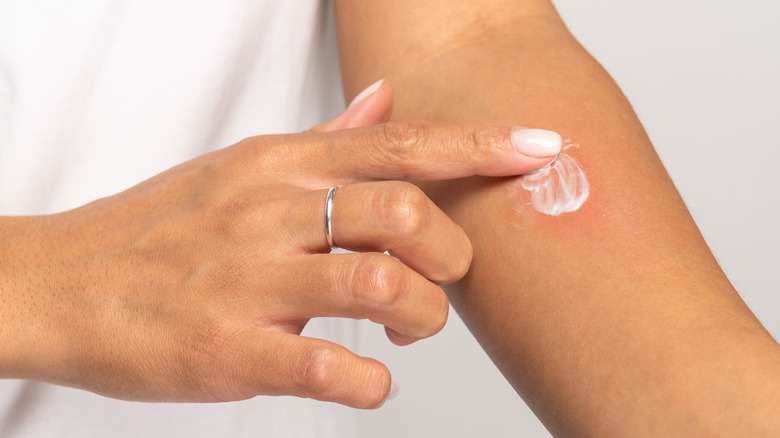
[0,1,358,436]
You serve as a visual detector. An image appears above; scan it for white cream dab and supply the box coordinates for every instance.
[517,140,590,216]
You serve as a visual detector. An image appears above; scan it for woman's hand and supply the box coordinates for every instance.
[0,82,560,408]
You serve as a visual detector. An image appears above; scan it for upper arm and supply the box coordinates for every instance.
[333,0,559,99]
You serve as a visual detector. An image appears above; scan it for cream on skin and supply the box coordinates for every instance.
[512,132,590,216]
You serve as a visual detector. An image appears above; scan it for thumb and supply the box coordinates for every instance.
[311,79,393,132]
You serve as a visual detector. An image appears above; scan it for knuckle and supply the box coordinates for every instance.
[378,182,431,238]
[233,135,268,162]
[301,343,341,393]
[233,135,259,152]
[379,121,427,161]
[205,194,264,240]
[213,194,256,223]
[468,125,507,161]
[206,193,284,241]
[234,133,292,171]
[202,261,252,296]
[188,316,236,366]
[352,255,409,312]
[175,315,249,401]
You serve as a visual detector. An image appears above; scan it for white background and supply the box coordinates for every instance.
[357,0,780,436]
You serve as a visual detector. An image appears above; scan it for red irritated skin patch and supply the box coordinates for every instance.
[513,139,590,217]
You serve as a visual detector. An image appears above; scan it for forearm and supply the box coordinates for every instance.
[337,5,780,436]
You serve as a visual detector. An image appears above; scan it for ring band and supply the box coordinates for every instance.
[325,187,337,249]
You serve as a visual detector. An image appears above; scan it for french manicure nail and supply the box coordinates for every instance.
[348,79,385,108]
[386,380,400,402]
[511,128,563,158]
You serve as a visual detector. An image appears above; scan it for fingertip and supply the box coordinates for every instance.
[386,379,400,402]
[348,79,385,107]
[343,80,394,129]
[385,326,419,346]
[309,80,393,132]
[359,358,394,409]
[511,128,563,158]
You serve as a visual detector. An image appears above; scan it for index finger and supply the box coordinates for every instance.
[277,122,562,183]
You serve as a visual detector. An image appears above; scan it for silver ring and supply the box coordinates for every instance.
[324,187,337,249]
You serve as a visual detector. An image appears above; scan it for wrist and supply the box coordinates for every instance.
[0,217,28,377]
[0,216,64,380]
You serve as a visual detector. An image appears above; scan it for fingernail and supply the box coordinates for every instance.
[385,379,400,402]
[511,128,562,157]
[348,79,385,108]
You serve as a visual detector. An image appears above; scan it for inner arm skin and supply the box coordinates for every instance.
[335,1,780,436]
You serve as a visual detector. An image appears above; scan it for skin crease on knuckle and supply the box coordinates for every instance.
[381,182,431,242]
[376,122,426,178]
[301,343,344,398]
[469,125,512,164]
[366,255,448,341]
[176,316,249,402]
[352,254,408,315]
